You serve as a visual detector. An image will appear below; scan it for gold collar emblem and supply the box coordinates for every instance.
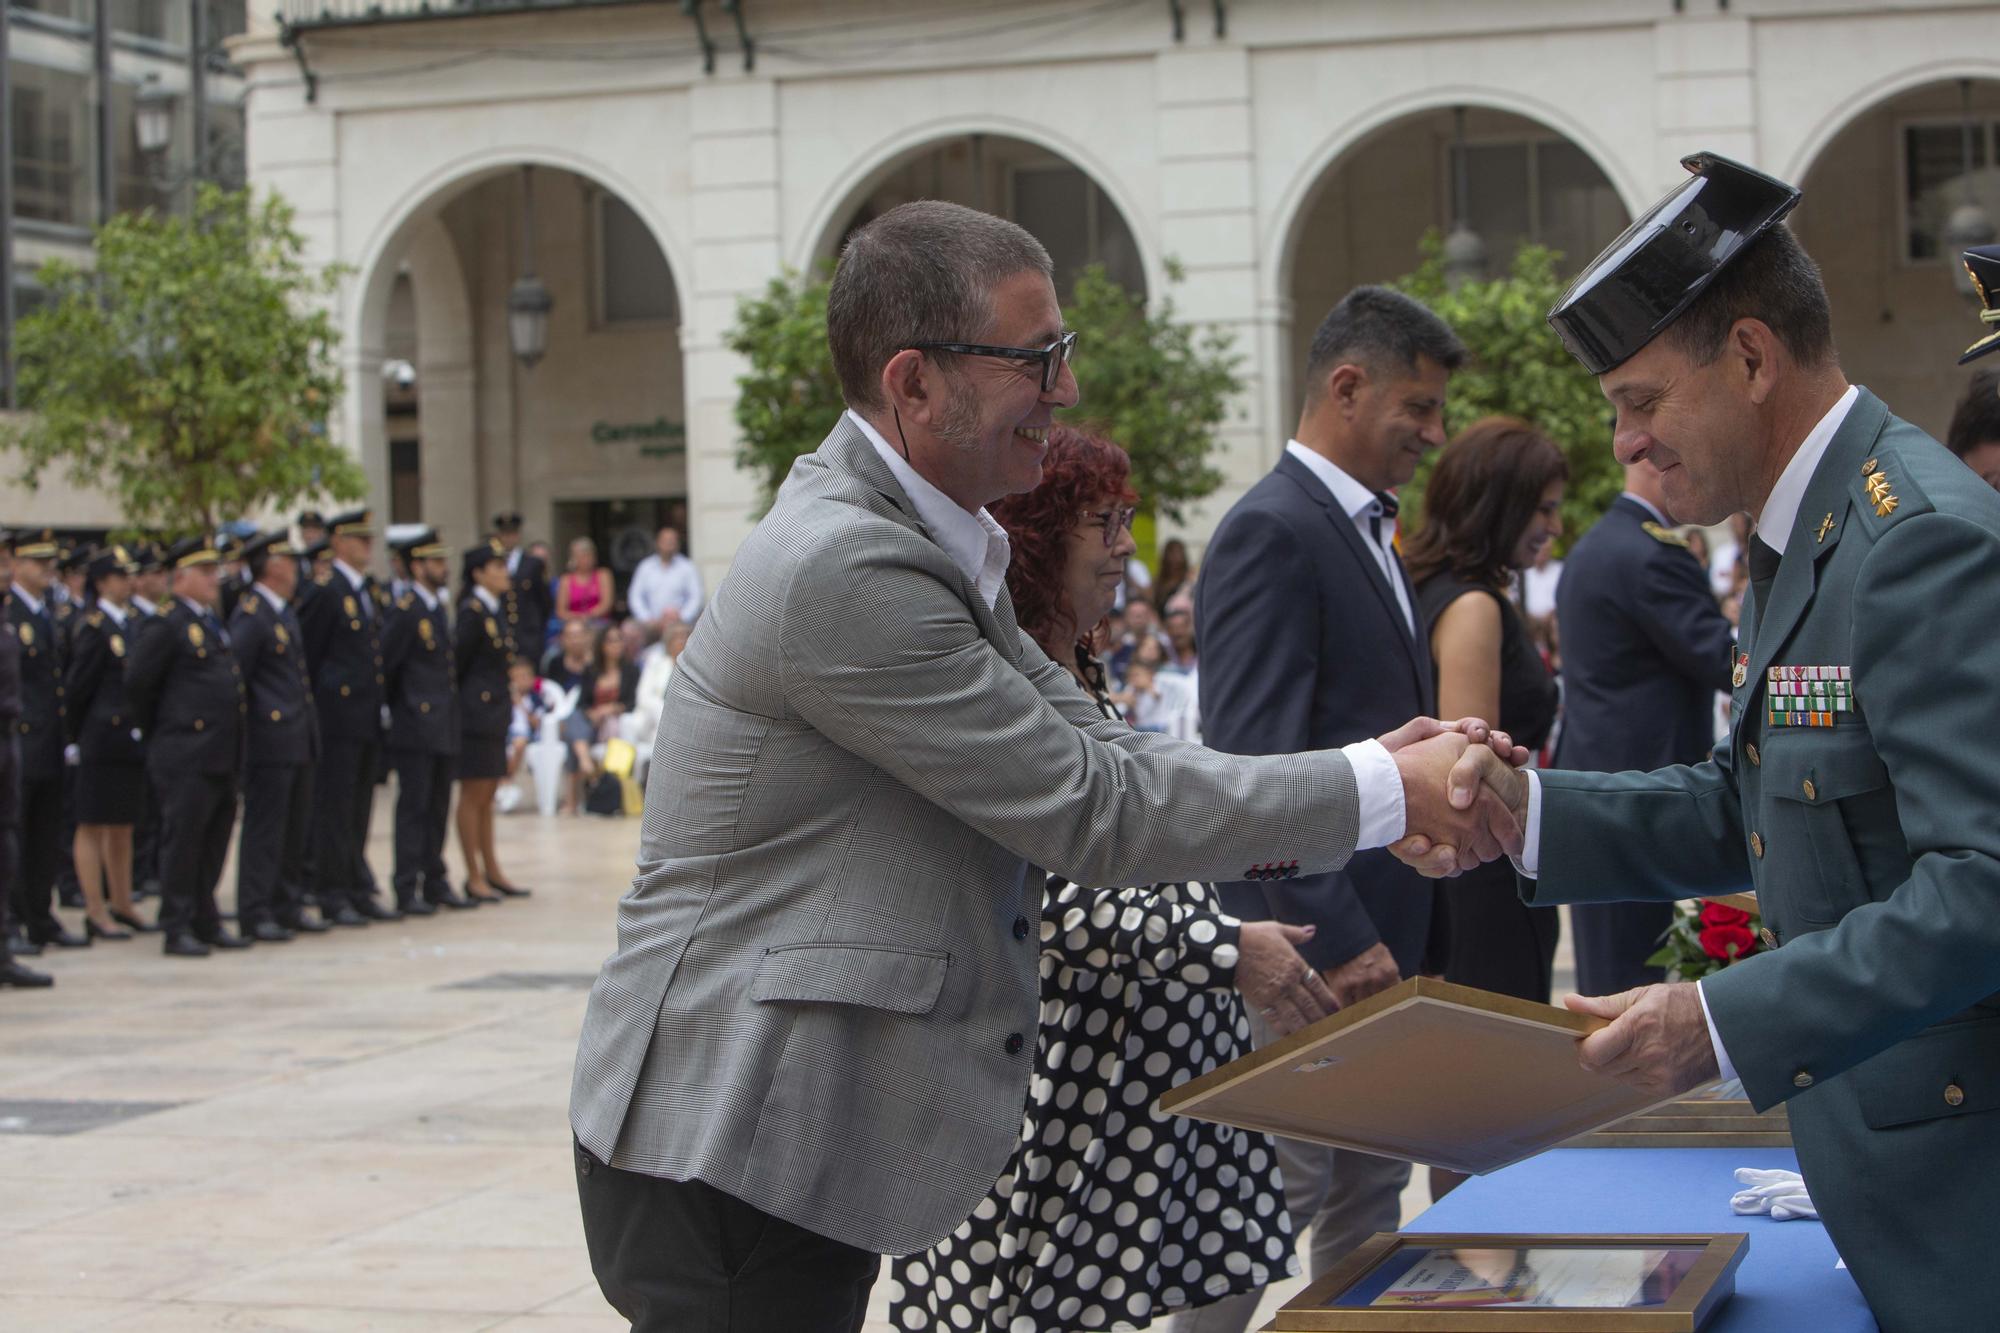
[419,619,435,646]
[110,634,125,658]
[188,623,205,648]
[1815,513,1834,543]
[18,624,31,647]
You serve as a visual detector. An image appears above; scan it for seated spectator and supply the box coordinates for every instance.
[625,526,704,650]
[1107,594,1171,681]
[556,536,614,628]
[633,622,694,752]
[556,624,638,814]
[1947,366,2000,492]
[1162,601,1199,674]
[505,657,552,780]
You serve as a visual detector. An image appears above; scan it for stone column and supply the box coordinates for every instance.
[1654,14,1758,177]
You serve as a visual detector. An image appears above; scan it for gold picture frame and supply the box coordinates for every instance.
[1265,1231,1749,1331]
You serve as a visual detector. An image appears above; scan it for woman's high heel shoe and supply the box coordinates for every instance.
[86,917,134,942]
[464,880,502,905]
[488,881,532,898]
[110,908,161,934]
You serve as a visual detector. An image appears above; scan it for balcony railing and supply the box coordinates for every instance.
[276,0,646,29]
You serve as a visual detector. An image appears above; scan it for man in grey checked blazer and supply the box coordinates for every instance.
[570,201,1525,1332]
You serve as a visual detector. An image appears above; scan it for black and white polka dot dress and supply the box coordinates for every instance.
[885,687,1294,1332]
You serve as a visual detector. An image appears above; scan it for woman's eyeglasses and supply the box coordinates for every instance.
[907,331,1078,393]
[1079,507,1137,548]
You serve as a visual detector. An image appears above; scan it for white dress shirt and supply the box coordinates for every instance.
[333,558,371,618]
[132,594,158,618]
[1284,440,1417,635]
[1517,385,1861,1080]
[848,410,1012,610]
[472,585,501,616]
[628,552,705,626]
[10,584,43,618]
[254,583,288,615]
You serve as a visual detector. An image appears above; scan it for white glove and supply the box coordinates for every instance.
[381,705,393,730]
[63,743,80,766]
[1731,1167,1818,1221]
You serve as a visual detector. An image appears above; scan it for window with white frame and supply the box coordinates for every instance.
[1905,120,2000,262]
[1450,137,1627,274]
[593,192,679,327]
[1008,163,1146,297]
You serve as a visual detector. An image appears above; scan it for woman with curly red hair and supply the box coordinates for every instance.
[887,425,1333,1333]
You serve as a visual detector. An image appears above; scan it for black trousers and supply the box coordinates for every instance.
[56,764,79,901]
[0,826,17,961]
[312,738,380,912]
[1571,901,1673,997]
[154,768,239,939]
[575,1140,878,1333]
[134,780,162,889]
[390,748,454,905]
[236,762,313,928]
[13,772,62,933]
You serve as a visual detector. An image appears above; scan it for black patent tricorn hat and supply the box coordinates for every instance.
[1548,152,1802,375]
[1958,244,2000,365]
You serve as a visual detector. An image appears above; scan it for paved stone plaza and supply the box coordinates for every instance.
[0,792,1573,1330]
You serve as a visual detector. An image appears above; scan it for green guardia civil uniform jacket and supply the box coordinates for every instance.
[1526,389,2000,1333]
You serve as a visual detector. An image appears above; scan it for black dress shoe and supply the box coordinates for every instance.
[201,929,253,950]
[28,922,89,949]
[279,914,332,935]
[356,899,403,922]
[247,921,296,943]
[488,881,533,898]
[8,931,43,957]
[0,959,54,988]
[110,908,162,934]
[427,888,476,910]
[397,897,438,918]
[85,918,133,942]
[162,932,211,958]
[326,905,369,928]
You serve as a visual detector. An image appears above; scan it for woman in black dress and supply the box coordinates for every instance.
[1403,418,1566,1004]
[455,544,528,904]
[65,546,149,939]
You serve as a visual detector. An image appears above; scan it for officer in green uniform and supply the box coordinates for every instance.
[1397,153,2000,1332]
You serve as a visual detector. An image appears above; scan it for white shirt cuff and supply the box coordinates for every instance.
[1513,770,1545,877]
[1696,978,1740,1083]
[1343,738,1405,850]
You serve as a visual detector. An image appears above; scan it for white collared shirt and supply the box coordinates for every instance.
[1285,440,1416,635]
[255,583,288,615]
[1515,385,1860,1083]
[1755,385,1859,556]
[132,595,158,618]
[414,583,440,612]
[10,584,43,618]
[849,410,1012,609]
[98,601,128,628]
[1621,492,1669,525]
[628,551,704,625]
[473,585,501,616]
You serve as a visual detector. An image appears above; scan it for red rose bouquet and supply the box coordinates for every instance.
[1646,898,1764,981]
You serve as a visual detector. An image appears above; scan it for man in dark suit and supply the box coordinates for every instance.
[298,509,396,926]
[494,513,551,654]
[6,532,83,952]
[383,530,467,915]
[1556,459,1734,995]
[0,534,53,987]
[1186,286,1467,1330]
[230,532,327,941]
[127,537,250,957]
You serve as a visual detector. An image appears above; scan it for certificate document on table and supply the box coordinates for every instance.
[1337,1245,1703,1309]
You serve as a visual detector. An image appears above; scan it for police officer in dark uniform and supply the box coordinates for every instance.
[231,532,327,942]
[383,530,468,915]
[298,509,398,925]
[51,543,87,912]
[7,531,83,951]
[1554,459,1735,995]
[493,513,551,655]
[128,543,168,903]
[0,532,53,988]
[65,546,151,940]
[126,537,250,957]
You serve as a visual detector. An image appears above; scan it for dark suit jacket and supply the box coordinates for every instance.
[8,594,65,781]
[507,552,552,649]
[297,568,386,738]
[1196,450,1437,974]
[1554,496,1734,773]
[229,588,319,768]
[126,600,245,777]
[455,594,514,738]
[382,591,459,755]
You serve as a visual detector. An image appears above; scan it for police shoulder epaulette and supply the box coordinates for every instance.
[85,610,103,626]
[1641,521,1689,549]
[240,593,261,614]
[1851,452,1933,533]
[315,571,332,585]
[396,592,414,610]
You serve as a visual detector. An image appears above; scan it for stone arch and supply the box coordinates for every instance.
[1782,59,2000,184]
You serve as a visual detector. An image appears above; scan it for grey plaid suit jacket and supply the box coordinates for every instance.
[570,415,1367,1256]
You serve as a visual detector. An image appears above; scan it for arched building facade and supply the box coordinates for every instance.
[231,0,2000,587]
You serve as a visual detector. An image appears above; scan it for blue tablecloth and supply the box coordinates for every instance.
[1404,1149,1875,1331]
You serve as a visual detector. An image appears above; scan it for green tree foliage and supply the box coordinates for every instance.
[3,186,363,536]
[725,261,1242,521]
[1395,234,1619,547]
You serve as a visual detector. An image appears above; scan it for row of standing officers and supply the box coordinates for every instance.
[1,510,534,985]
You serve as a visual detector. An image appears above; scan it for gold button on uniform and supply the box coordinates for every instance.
[1794,1071,1814,1089]
[419,702,430,714]
[1760,927,1778,950]
[1750,832,1765,858]
[193,719,204,731]
[1945,1083,1966,1108]
[1802,779,1817,801]
[340,685,350,697]
[270,710,282,722]
[480,691,491,703]
[1746,742,1761,766]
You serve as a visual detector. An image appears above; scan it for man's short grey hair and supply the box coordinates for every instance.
[828,200,1054,411]
[1302,285,1467,406]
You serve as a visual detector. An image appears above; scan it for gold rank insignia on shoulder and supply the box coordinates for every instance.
[188,623,204,649]
[110,635,125,658]
[1642,521,1689,548]
[1766,664,1853,727]
[241,594,259,614]
[397,593,414,610]
[86,611,102,626]
[1864,467,1898,518]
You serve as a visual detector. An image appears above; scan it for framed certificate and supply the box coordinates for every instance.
[1564,1093,1791,1150]
[1159,977,1689,1175]
[1267,1232,1748,1331]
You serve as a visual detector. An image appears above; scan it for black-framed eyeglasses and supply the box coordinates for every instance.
[1079,506,1137,548]
[908,331,1078,393]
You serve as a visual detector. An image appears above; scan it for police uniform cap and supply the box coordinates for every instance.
[14,530,60,561]
[302,537,331,561]
[463,543,506,579]
[86,547,139,580]
[1548,152,1802,375]
[59,544,90,573]
[392,526,452,562]
[166,535,221,569]
[1958,244,2000,365]
[492,512,524,533]
[328,508,373,538]
[296,509,327,530]
[240,530,299,565]
[131,541,164,573]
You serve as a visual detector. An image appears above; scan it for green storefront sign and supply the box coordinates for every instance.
[592,417,687,459]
